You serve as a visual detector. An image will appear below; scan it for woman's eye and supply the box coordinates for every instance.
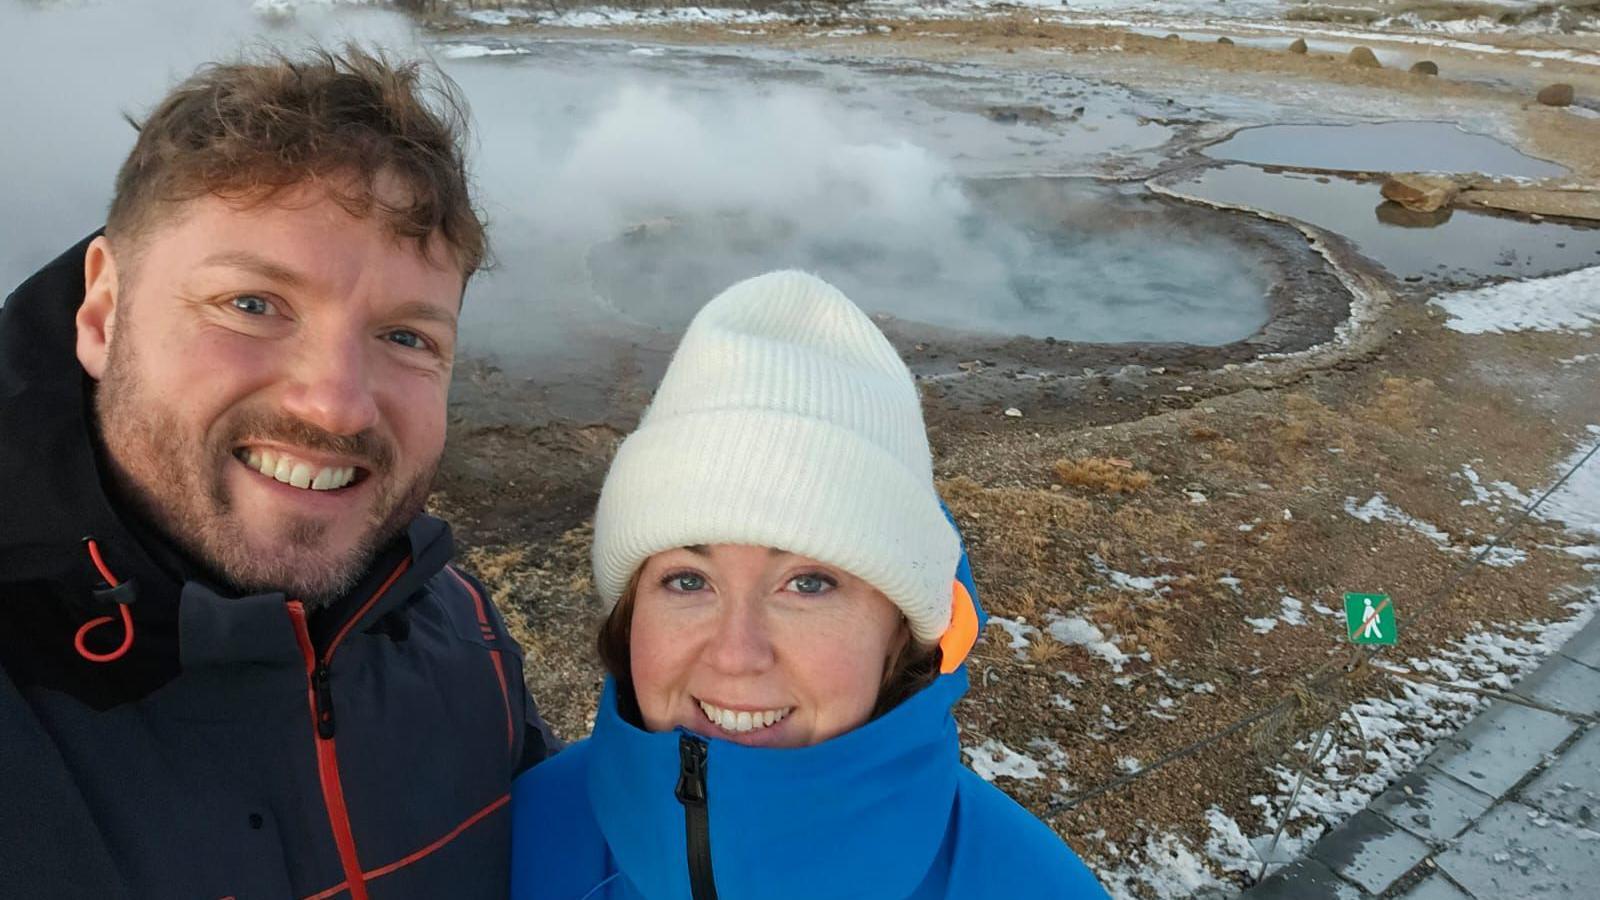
[664,573,707,593]
[230,294,274,316]
[385,330,426,350]
[787,574,835,595]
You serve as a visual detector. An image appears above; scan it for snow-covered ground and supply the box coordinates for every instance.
[1096,426,1600,897]
[1432,266,1600,336]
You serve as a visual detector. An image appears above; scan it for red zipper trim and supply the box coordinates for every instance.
[288,601,370,900]
[447,566,515,757]
[298,793,511,900]
[323,558,412,664]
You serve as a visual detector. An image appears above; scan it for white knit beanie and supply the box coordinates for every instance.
[591,270,962,644]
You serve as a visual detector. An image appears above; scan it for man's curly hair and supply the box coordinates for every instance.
[107,45,485,277]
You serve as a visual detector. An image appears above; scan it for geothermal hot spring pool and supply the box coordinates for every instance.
[6,10,1599,420]
[583,177,1276,345]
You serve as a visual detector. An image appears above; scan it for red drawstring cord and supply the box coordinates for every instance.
[74,539,135,663]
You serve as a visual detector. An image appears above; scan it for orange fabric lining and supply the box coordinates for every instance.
[939,580,979,674]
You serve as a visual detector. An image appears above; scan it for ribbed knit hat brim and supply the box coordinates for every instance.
[590,270,960,644]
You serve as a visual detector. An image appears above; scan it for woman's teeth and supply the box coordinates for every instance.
[238,448,357,492]
[699,700,791,734]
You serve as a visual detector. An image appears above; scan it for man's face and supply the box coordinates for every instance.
[80,184,464,604]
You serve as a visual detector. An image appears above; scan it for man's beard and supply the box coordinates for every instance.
[93,331,435,607]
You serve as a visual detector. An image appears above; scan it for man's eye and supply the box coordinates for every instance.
[386,330,427,350]
[230,294,274,316]
[663,573,707,593]
[787,574,835,595]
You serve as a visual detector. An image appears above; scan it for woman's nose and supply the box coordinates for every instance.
[702,598,777,676]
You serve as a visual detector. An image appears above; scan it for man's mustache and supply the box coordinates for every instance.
[224,412,395,473]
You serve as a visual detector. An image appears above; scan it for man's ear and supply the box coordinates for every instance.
[77,236,121,381]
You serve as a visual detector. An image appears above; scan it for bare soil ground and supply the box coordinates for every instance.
[426,12,1600,890]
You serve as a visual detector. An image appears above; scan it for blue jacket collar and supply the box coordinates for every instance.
[586,669,969,899]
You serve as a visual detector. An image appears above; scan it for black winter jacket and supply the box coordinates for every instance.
[0,235,556,899]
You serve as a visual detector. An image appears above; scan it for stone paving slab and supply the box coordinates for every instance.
[1515,654,1600,717]
[1309,810,1432,894]
[1557,616,1600,671]
[1370,764,1495,844]
[1435,800,1600,898]
[1247,858,1367,900]
[1521,727,1600,828]
[1397,873,1473,900]
[1429,701,1577,798]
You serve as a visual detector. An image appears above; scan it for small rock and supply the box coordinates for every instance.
[1004,407,1023,418]
[1537,83,1575,107]
[1376,202,1453,228]
[1381,174,1460,212]
[1348,46,1382,69]
[1216,37,1234,46]
[1165,33,1181,41]
[1410,60,1439,76]
[1288,38,1308,54]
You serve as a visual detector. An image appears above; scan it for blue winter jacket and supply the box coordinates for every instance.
[509,558,1108,899]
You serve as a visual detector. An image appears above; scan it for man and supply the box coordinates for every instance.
[0,48,555,898]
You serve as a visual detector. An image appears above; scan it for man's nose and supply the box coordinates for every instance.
[280,331,380,437]
[703,597,777,676]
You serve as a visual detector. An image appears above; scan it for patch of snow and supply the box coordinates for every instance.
[436,42,528,60]
[1246,616,1279,634]
[1432,267,1600,335]
[1089,552,1174,594]
[1116,755,1142,774]
[1098,831,1229,900]
[988,616,1039,658]
[1046,614,1133,671]
[1028,737,1070,770]
[1279,596,1307,626]
[1531,427,1600,538]
[459,7,535,26]
[1204,807,1259,876]
[1470,544,1529,568]
[1344,493,1452,546]
[963,739,1044,782]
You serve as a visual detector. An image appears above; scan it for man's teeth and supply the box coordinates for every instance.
[698,700,791,734]
[241,449,356,492]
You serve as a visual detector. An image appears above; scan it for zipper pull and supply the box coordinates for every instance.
[675,734,708,806]
[313,664,336,739]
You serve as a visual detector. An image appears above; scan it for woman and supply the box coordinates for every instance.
[511,271,1107,899]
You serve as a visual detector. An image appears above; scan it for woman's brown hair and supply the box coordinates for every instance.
[596,571,943,727]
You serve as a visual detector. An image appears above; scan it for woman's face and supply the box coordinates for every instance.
[630,544,907,748]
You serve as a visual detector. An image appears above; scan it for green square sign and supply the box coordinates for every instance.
[1345,593,1396,645]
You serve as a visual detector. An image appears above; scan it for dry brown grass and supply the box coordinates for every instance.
[1360,376,1439,431]
[1053,457,1155,494]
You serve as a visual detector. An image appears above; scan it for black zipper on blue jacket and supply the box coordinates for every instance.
[675,734,719,900]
